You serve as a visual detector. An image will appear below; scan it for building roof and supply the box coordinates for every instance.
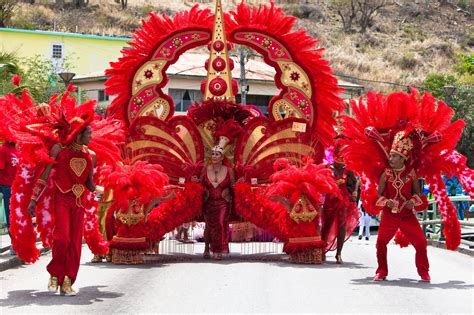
[73,52,362,89]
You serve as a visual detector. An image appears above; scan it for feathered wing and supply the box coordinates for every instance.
[226,1,345,147]
[126,115,204,183]
[407,90,471,250]
[0,91,56,262]
[105,5,213,124]
[234,117,319,183]
[0,91,56,164]
[89,116,126,169]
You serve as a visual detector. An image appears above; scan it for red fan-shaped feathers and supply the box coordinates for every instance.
[89,116,126,169]
[101,161,169,211]
[0,91,55,164]
[267,158,338,205]
[214,118,242,143]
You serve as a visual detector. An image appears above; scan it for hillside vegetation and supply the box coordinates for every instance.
[3,0,472,91]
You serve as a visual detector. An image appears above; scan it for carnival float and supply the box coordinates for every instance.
[2,0,472,266]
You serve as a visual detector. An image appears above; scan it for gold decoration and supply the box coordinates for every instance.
[253,143,313,164]
[390,131,413,160]
[116,199,145,226]
[272,99,304,121]
[289,247,322,264]
[276,61,312,98]
[70,158,87,177]
[137,97,170,121]
[241,125,266,164]
[203,0,234,102]
[289,194,318,223]
[111,248,144,265]
[132,60,166,95]
[71,184,85,199]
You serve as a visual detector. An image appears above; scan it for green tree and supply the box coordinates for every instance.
[0,0,16,27]
[0,52,77,102]
[0,50,23,95]
[423,73,474,169]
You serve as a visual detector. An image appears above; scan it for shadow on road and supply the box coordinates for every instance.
[351,277,474,290]
[0,286,123,308]
[85,254,370,270]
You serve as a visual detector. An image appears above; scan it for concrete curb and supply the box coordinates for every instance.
[0,247,50,272]
[428,240,474,257]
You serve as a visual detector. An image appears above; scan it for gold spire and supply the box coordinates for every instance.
[204,0,235,102]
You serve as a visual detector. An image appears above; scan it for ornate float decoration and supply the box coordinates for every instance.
[105,0,345,263]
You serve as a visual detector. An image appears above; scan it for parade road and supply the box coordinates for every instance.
[1,237,472,314]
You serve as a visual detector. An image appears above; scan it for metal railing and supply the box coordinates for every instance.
[420,196,474,240]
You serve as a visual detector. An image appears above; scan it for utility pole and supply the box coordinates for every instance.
[239,48,248,105]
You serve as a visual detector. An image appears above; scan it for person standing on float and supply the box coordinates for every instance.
[200,141,235,260]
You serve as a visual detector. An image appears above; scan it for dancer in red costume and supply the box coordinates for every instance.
[373,131,429,281]
[321,141,359,263]
[27,122,101,295]
[338,88,473,281]
[201,141,235,260]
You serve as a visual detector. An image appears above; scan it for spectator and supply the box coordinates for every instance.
[444,175,467,220]
[358,199,371,241]
[0,141,19,255]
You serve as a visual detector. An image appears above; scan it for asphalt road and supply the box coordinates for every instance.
[1,237,473,314]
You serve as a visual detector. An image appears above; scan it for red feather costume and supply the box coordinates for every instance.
[339,88,472,280]
[0,88,124,290]
[321,141,360,259]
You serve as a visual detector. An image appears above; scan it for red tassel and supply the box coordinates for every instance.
[394,229,410,248]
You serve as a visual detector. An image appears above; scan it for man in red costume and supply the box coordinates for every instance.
[28,122,99,296]
[374,131,429,282]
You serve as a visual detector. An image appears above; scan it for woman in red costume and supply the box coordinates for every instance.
[201,139,235,260]
[374,131,429,282]
[321,141,359,263]
[28,119,101,296]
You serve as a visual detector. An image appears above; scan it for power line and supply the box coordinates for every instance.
[335,72,427,91]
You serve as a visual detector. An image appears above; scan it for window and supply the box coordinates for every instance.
[98,90,109,102]
[51,43,64,72]
[51,43,63,59]
[168,89,203,112]
[235,94,272,116]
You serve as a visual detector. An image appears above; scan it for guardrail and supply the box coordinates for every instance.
[420,196,473,240]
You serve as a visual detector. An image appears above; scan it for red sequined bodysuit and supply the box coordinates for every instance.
[202,166,232,254]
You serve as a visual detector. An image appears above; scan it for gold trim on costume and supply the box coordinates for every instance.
[70,157,87,177]
[112,236,147,243]
[289,194,318,223]
[70,142,85,152]
[116,199,145,226]
[72,184,85,199]
[253,143,312,164]
[70,117,85,124]
[289,236,321,243]
[137,97,170,121]
[411,195,423,207]
[242,125,266,163]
